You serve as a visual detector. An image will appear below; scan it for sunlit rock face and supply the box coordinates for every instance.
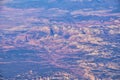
[0,0,120,80]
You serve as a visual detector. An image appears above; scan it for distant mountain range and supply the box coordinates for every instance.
[5,0,120,10]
